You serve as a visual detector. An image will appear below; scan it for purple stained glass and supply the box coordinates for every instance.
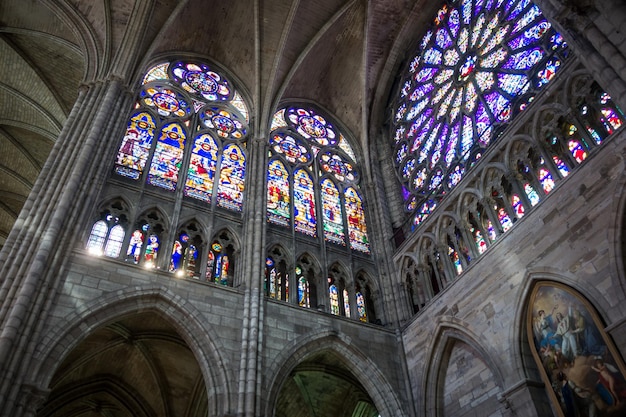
[392,0,566,224]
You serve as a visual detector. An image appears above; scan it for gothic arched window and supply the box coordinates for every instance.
[392,0,569,229]
[114,60,249,212]
[267,106,370,253]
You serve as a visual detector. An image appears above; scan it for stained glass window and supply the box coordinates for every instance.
[512,195,525,218]
[207,242,230,285]
[267,160,291,226]
[265,257,289,302]
[392,0,568,228]
[86,221,108,255]
[296,266,310,308]
[169,232,201,278]
[104,225,125,258]
[343,289,351,318]
[217,144,246,210]
[114,60,249,212]
[356,292,367,322]
[114,112,156,180]
[268,106,369,253]
[147,123,186,190]
[322,179,345,245]
[293,169,317,237]
[185,134,218,202]
[329,283,340,315]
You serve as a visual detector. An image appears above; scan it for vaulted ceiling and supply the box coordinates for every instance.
[0,0,440,248]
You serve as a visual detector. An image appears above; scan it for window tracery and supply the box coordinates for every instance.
[86,200,129,258]
[114,60,249,212]
[392,0,569,229]
[267,106,370,253]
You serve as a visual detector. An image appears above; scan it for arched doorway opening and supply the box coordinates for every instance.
[38,311,208,417]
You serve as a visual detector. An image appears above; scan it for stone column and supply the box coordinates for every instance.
[236,136,267,417]
[0,78,131,414]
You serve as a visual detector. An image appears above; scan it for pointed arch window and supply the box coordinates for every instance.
[267,106,370,253]
[114,60,249,212]
[391,0,570,229]
[87,218,126,258]
[296,265,311,308]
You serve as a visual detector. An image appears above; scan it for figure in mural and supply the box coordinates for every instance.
[555,308,578,363]
[528,283,626,417]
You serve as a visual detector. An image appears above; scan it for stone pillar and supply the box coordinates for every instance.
[236,136,267,417]
[0,78,132,414]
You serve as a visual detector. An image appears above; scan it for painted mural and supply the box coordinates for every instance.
[528,283,626,417]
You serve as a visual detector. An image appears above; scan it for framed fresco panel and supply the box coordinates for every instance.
[527,282,626,417]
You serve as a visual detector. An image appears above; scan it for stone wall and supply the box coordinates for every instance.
[402,128,626,416]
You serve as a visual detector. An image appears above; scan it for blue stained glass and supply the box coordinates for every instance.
[512,194,525,218]
[413,167,428,190]
[293,169,317,236]
[461,116,474,157]
[503,48,544,70]
[410,83,435,102]
[411,118,434,152]
[407,98,430,120]
[419,123,442,163]
[484,91,511,123]
[436,28,453,49]
[448,165,465,187]
[115,112,156,180]
[429,169,443,190]
[356,292,367,322]
[217,144,246,211]
[345,187,370,253]
[553,156,569,177]
[498,208,513,232]
[396,143,408,163]
[499,74,529,96]
[267,159,291,226]
[320,152,356,183]
[445,123,460,166]
[536,58,560,87]
[329,284,340,315]
[511,4,540,34]
[413,200,437,228]
[185,133,218,202]
[430,124,449,168]
[509,20,550,50]
[395,126,406,143]
[171,61,232,102]
[475,103,492,141]
[401,80,412,98]
[396,103,407,122]
[321,179,345,245]
[403,158,416,180]
[525,183,541,204]
[448,9,460,36]
[408,109,433,140]
[393,0,563,223]
[423,48,443,65]
[462,0,472,24]
[148,123,186,191]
